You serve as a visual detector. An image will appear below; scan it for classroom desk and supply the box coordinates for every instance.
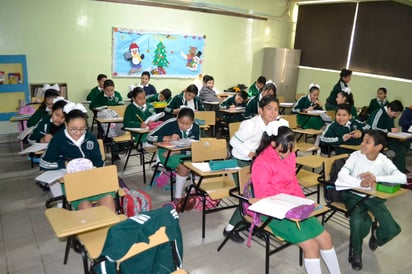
[94,117,123,140]
[182,161,238,238]
[339,144,361,152]
[279,102,294,115]
[296,155,325,203]
[387,132,412,140]
[149,141,192,201]
[217,92,236,101]
[297,111,324,129]
[45,206,121,238]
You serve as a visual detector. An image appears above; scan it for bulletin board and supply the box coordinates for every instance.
[112,27,206,78]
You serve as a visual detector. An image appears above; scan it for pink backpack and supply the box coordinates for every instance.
[242,179,261,247]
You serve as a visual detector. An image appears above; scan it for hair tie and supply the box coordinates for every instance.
[64,102,87,114]
[343,87,351,95]
[266,79,277,89]
[52,96,66,104]
[42,83,60,92]
[308,83,320,91]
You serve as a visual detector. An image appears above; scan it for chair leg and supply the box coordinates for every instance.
[265,232,270,274]
[299,247,303,266]
[123,144,133,171]
[149,162,160,186]
[63,236,72,264]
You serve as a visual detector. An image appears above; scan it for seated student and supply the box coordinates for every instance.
[27,88,59,127]
[123,87,155,144]
[89,79,123,110]
[219,90,248,124]
[292,83,324,130]
[223,95,289,243]
[147,108,200,211]
[364,100,407,172]
[320,104,364,155]
[252,127,341,274]
[245,82,277,118]
[336,87,357,118]
[326,68,352,111]
[248,75,266,97]
[335,130,406,270]
[399,104,412,133]
[146,88,172,104]
[28,98,67,144]
[40,103,115,212]
[165,84,204,116]
[127,71,157,99]
[86,73,107,102]
[198,75,219,111]
[367,87,388,115]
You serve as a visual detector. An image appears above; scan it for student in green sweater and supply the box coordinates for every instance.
[28,98,67,144]
[292,83,324,130]
[336,88,358,118]
[86,73,107,102]
[245,82,276,118]
[364,100,408,172]
[89,79,123,110]
[320,104,364,155]
[220,90,248,123]
[123,87,155,143]
[248,75,266,97]
[367,87,388,115]
[27,89,59,127]
[145,88,172,104]
[326,68,352,110]
[164,84,204,116]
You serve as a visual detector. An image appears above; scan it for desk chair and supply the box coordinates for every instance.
[80,205,187,274]
[296,155,325,203]
[182,138,237,238]
[195,110,216,137]
[282,114,320,154]
[63,165,123,266]
[228,121,241,140]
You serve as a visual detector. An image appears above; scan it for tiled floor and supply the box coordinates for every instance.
[1,137,412,274]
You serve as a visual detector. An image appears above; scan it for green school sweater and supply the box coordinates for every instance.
[164,93,204,114]
[320,119,364,154]
[86,86,102,102]
[27,105,48,127]
[365,107,394,133]
[292,95,324,130]
[89,91,123,110]
[123,103,155,142]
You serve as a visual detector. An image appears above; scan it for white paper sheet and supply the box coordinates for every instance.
[35,169,66,184]
[18,143,48,154]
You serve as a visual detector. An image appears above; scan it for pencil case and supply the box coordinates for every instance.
[376,182,400,193]
[209,159,237,171]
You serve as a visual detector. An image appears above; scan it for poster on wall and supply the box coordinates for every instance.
[112,27,206,78]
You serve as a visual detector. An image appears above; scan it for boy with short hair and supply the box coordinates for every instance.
[248,75,266,97]
[335,130,407,271]
[87,73,107,101]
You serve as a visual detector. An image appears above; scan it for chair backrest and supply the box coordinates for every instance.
[326,110,336,121]
[277,95,285,103]
[323,153,349,181]
[228,121,241,140]
[281,114,297,129]
[238,165,251,195]
[195,111,216,126]
[295,93,305,101]
[109,105,127,117]
[97,139,106,161]
[191,138,227,162]
[63,165,119,203]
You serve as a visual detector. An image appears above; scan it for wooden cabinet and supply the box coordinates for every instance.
[30,83,68,103]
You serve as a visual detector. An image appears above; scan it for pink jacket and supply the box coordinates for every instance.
[251,146,304,199]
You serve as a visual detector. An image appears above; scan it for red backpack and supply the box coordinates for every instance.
[121,188,152,217]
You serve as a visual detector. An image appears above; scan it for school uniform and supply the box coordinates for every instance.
[89,90,123,110]
[365,107,409,172]
[399,106,412,132]
[28,115,65,144]
[147,118,200,169]
[164,93,204,114]
[86,86,103,102]
[220,95,246,123]
[320,119,364,155]
[40,129,103,170]
[248,82,260,97]
[244,94,260,118]
[326,79,347,110]
[123,102,155,143]
[292,94,324,130]
[252,146,325,243]
[336,151,406,257]
[27,105,49,127]
[198,86,219,103]
[367,98,387,115]
[145,93,171,104]
[143,84,157,97]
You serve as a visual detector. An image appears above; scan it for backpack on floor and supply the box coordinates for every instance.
[242,179,261,247]
[121,188,152,217]
[323,158,347,203]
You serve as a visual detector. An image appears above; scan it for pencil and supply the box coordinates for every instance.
[136,114,144,123]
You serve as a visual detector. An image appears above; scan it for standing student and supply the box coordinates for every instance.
[326,69,352,111]
[320,104,364,155]
[364,100,407,172]
[147,108,200,211]
[198,75,219,111]
[248,75,266,97]
[28,98,67,144]
[140,71,157,97]
[219,90,248,123]
[86,74,107,102]
[336,88,357,118]
[27,89,59,127]
[335,130,406,270]
[245,82,277,118]
[123,87,155,143]
[165,84,204,116]
[223,95,289,243]
[292,83,324,130]
[89,79,123,110]
[252,127,341,274]
[367,87,388,115]
[146,88,172,104]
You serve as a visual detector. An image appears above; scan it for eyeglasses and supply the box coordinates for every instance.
[68,128,87,133]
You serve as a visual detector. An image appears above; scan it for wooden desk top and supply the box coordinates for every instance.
[296,155,325,169]
[353,186,408,200]
[124,127,150,134]
[279,102,294,107]
[183,162,239,176]
[293,128,323,135]
[155,142,191,151]
[298,111,324,116]
[219,107,245,114]
[10,115,31,122]
[95,117,123,123]
[45,206,121,238]
[339,144,361,151]
[387,132,412,140]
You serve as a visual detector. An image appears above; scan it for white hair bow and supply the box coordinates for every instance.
[308,83,320,91]
[52,96,66,104]
[343,87,351,95]
[42,83,60,92]
[266,79,277,89]
[64,102,87,114]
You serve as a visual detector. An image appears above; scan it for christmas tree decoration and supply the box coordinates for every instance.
[152,41,169,75]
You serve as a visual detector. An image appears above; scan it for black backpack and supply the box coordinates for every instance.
[322,157,347,203]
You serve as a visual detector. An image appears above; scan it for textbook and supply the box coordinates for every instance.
[18,143,48,154]
[248,193,315,220]
[17,126,35,140]
[145,112,165,123]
